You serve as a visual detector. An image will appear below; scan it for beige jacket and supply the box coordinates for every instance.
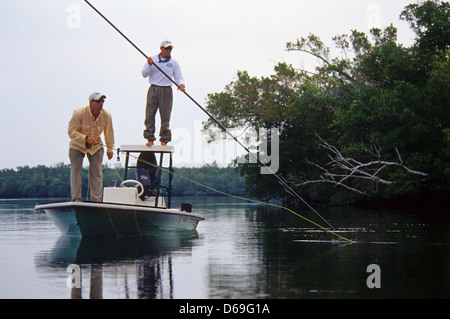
[68,105,114,155]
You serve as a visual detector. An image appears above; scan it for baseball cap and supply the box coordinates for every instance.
[89,92,106,101]
[160,40,174,48]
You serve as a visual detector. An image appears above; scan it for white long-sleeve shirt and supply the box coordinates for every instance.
[141,54,185,87]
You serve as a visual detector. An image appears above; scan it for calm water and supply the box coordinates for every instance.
[0,196,449,299]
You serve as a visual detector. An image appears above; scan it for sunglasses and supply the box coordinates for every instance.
[94,99,105,103]
[164,46,173,51]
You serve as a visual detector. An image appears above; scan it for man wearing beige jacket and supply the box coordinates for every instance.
[68,92,115,202]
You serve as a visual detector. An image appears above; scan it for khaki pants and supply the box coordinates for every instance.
[143,85,173,143]
[69,148,104,202]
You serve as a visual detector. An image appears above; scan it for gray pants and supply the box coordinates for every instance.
[143,85,173,143]
[69,148,104,202]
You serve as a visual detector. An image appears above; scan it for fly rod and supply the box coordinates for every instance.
[83,0,336,230]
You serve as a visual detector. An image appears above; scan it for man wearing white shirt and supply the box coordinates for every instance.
[141,40,185,147]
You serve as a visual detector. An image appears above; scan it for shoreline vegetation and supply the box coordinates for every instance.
[0,162,246,199]
[0,161,446,211]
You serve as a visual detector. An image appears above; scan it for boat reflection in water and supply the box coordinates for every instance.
[35,231,199,299]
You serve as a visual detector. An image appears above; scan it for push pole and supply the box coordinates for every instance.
[82,0,336,230]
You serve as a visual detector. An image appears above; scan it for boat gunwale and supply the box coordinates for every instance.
[34,201,205,220]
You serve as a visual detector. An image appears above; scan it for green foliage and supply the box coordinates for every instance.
[171,163,246,196]
[0,163,72,199]
[203,63,300,138]
[0,163,245,199]
[203,1,450,205]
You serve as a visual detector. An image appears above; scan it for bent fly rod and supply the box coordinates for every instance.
[83,0,336,230]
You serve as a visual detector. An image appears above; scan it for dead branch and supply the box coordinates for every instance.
[295,135,428,195]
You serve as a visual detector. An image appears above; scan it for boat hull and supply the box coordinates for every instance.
[34,201,204,237]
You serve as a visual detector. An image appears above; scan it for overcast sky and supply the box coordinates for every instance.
[0,0,417,170]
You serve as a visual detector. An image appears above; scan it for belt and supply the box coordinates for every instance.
[151,84,170,88]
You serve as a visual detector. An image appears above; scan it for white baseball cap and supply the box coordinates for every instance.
[160,40,174,48]
[89,92,106,101]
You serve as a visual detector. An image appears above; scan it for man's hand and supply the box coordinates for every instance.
[86,136,97,146]
[147,57,153,65]
[107,152,113,160]
[178,84,186,92]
